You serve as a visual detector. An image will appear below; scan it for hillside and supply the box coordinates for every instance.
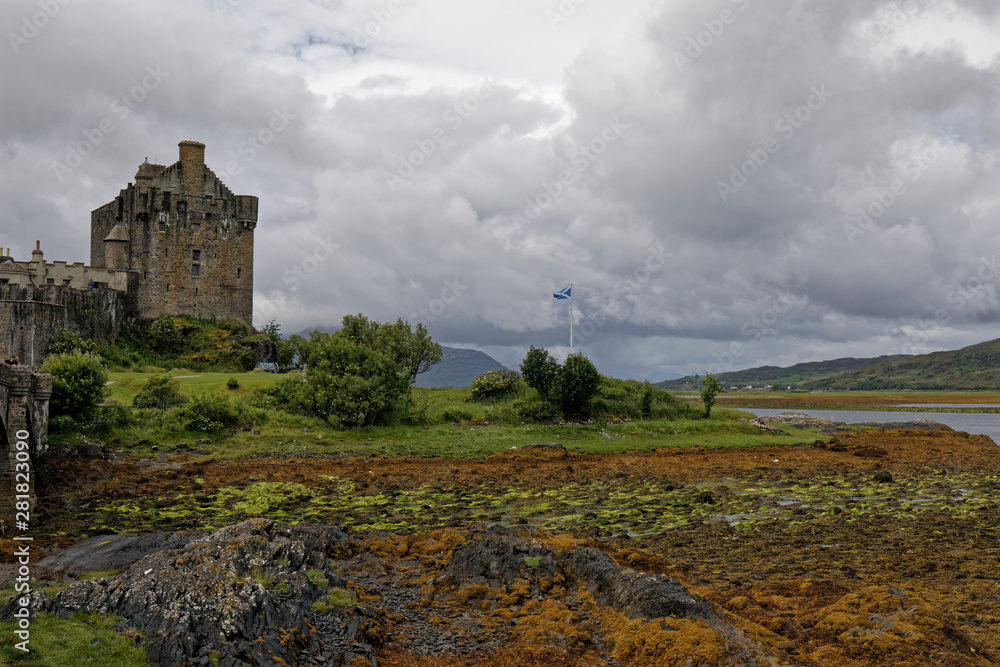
[801,338,1000,390]
[414,346,509,388]
[655,355,909,391]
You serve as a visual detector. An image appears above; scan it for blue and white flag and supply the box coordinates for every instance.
[553,286,571,300]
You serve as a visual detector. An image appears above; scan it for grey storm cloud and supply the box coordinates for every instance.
[2,0,1000,381]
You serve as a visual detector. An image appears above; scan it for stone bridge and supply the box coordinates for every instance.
[0,364,51,534]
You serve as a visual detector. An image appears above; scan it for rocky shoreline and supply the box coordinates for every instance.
[4,423,999,665]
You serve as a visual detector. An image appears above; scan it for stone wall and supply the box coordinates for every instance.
[0,284,127,368]
[0,365,51,534]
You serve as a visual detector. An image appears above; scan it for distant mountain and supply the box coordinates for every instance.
[801,338,1000,390]
[654,355,910,392]
[414,346,509,388]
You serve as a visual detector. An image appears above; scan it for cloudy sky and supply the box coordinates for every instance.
[3,0,1000,381]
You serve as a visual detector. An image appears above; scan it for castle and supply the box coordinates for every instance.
[0,141,257,533]
[0,141,258,367]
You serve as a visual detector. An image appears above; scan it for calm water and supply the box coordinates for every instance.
[746,408,1000,444]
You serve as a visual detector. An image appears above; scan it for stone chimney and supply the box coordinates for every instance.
[31,240,43,274]
[178,140,206,196]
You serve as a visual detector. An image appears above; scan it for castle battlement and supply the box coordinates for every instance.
[0,140,257,367]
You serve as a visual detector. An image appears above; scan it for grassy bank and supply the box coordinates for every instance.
[78,373,819,461]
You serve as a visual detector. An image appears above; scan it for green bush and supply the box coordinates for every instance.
[182,393,258,432]
[41,350,109,423]
[514,399,559,422]
[551,353,600,417]
[298,336,411,428]
[226,377,240,390]
[247,375,305,410]
[46,328,97,356]
[149,315,182,353]
[520,346,559,400]
[469,369,522,400]
[133,376,188,409]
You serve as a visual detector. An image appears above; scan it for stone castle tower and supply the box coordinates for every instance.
[90,141,258,323]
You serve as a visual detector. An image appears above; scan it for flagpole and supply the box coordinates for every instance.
[569,283,573,353]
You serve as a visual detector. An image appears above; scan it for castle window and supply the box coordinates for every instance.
[166,283,170,292]
[195,287,199,296]
[192,264,200,277]
[193,223,200,234]
[63,279,71,286]
[237,268,241,280]
[192,249,201,261]
[46,278,54,285]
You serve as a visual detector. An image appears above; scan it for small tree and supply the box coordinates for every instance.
[700,373,722,419]
[552,353,600,417]
[41,350,109,423]
[520,346,559,400]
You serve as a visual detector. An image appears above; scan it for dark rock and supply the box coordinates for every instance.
[38,530,210,575]
[694,491,715,504]
[19,519,379,667]
[77,440,106,458]
[873,471,893,483]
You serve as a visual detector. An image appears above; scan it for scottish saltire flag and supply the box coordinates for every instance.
[553,286,571,300]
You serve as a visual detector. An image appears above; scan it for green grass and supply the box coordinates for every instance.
[0,612,146,666]
[106,370,286,405]
[82,373,824,462]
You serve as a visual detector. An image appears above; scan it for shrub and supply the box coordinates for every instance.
[520,346,559,400]
[298,336,411,428]
[551,353,600,417]
[149,315,182,353]
[514,399,559,422]
[46,328,96,356]
[182,394,257,432]
[133,376,188,409]
[469,369,521,400]
[226,377,240,390]
[41,350,109,423]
